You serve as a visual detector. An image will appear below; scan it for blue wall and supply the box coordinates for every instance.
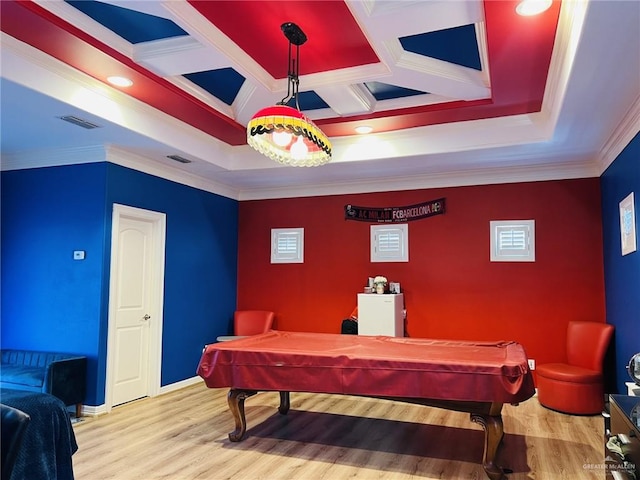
[1,163,238,406]
[601,132,640,394]
[1,164,108,403]
[2,144,637,403]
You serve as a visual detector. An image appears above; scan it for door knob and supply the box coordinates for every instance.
[142,314,151,321]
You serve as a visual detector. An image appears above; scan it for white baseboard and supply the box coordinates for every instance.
[79,404,109,417]
[78,376,205,416]
[158,375,204,395]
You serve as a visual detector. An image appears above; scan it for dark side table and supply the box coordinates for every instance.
[605,394,639,479]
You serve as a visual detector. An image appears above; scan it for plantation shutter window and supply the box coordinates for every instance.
[371,224,409,263]
[490,220,535,262]
[271,228,304,263]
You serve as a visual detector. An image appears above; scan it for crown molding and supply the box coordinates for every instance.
[1,33,238,170]
[1,146,106,171]
[237,158,600,201]
[105,146,240,200]
[597,94,640,174]
[1,143,240,200]
[540,0,588,134]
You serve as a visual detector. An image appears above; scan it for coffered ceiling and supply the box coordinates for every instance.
[1,0,638,200]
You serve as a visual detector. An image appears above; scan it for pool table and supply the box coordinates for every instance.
[197,331,534,480]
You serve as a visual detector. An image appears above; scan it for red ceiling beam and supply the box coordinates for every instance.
[319,0,561,137]
[1,0,561,143]
[0,0,248,146]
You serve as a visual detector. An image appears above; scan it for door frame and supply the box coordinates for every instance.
[105,203,166,412]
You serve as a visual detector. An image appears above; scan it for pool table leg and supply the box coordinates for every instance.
[278,391,290,415]
[227,389,256,442]
[471,410,505,480]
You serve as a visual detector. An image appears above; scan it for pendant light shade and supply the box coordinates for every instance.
[247,105,332,167]
[246,23,332,167]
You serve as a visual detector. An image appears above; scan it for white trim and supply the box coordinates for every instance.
[34,0,135,59]
[158,376,204,395]
[0,145,107,171]
[271,228,304,264]
[490,220,536,262]
[597,95,640,174]
[105,204,166,412]
[237,159,598,201]
[79,377,204,416]
[371,224,409,263]
[105,146,239,201]
[78,404,108,417]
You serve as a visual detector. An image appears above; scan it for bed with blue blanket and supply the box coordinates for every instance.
[0,388,77,480]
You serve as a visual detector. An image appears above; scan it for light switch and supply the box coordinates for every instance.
[73,250,85,260]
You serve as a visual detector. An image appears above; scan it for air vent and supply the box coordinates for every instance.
[58,115,101,129]
[166,155,192,164]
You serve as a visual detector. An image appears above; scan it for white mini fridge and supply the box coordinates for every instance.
[357,293,404,337]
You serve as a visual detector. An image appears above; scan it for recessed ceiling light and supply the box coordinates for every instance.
[516,0,552,16]
[355,126,373,134]
[107,76,133,87]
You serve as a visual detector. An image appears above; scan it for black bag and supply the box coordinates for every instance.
[341,319,358,335]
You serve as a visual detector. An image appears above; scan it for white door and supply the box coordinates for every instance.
[107,205,166,409]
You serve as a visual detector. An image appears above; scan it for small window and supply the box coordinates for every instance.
[490,220,535,262]
[271,228,304,263]
[371,224,409,262]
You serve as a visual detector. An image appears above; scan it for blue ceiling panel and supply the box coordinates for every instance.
[400,25,481,71]
[184,69,245,106]
[66,0,187,44]
[285,91,330,111]
[365,82,427,101]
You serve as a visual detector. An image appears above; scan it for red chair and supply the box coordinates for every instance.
[217,310,275,341]
[233,310,275,336]
[536,321,614,415]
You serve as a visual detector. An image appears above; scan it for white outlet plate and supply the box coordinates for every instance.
[528,359,536,370]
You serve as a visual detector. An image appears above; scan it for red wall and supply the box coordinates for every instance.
[237,178,606,368]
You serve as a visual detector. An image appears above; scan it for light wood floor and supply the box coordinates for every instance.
[72,382,606,480]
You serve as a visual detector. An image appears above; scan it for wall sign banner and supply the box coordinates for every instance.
[345,198,446,223]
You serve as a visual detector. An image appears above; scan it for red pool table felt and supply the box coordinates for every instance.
[197,330,534,404]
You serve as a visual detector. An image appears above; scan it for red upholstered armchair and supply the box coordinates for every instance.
[536,321,614,415]
[217,310,275,341]
[234,310,275,336]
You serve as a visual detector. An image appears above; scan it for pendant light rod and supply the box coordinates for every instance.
[247,22,331,167]
[279,23,305,109]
